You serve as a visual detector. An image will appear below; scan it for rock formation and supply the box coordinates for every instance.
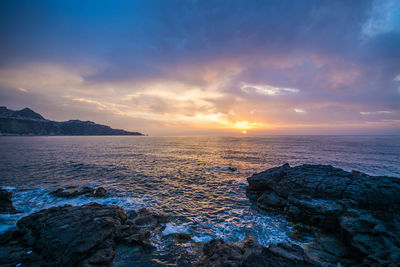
[196,236,319,266]
[50,186,107,198]
[0,188,20,214]
[247,163,400,266]
[0,203,168,266]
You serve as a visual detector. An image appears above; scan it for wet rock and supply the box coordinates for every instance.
[196,236,320,266]
[0,188,20,214]
[289,226,313,243]
[0,203,168,266]
[93,187,107,198]
[247,163,400,266]
[166,233,192,243]
[50,185,107,198]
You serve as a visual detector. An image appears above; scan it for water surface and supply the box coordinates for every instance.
[1,135,399,246]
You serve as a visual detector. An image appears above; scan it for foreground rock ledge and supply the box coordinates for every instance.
[196,236,319,267]
[0,203,168,267]
[247,163,400,266]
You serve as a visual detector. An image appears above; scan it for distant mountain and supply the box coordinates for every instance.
[0,107,143,136]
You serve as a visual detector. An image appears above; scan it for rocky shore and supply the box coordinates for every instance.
[1,164,399,266]
[0,202,168,266]
[247,163,400,266]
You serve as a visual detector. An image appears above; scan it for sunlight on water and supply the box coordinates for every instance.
[0,136,399,246]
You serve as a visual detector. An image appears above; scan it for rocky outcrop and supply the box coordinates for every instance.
[0,188,20,214]
[0,203,168,267]
[247,163,400,266]
[196,236,319,267]
[0,106,143,136]
[50,186,107,198]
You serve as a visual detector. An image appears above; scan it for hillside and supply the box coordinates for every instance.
[0,107,143,136]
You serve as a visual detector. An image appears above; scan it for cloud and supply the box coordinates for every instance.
[294,109,306,114]
[360,111,392,115]
[240,84,300,96]
[0,0,399,134]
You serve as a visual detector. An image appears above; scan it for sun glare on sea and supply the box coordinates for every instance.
[242,130,247,134]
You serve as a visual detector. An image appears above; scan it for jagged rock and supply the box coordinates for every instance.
[50,186,107,198]
[0,188,20,214]
[247,163,400,266]
[0,203,168,266]
[196,236,320,266]
[247,163,400,209]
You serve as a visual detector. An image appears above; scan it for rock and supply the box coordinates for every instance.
[196,236,320,266]
[289,226,313,243]
[372,224,386,235]
[93,187,107,198]
[257,190,287,209]
[50,186,107,198]
[0,203,168,266]
[303,235,353,267]
[132,208,169,226]
[285,197,343,231]
[0,188,20,214]
[166,233,192,243]
[247,163,400,266]
[247,164,400,209]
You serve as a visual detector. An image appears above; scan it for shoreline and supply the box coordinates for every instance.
[1,164,399,266]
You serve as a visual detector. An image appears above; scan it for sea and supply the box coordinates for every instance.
[0,135,399,252]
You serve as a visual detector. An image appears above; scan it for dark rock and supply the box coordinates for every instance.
[166,233,192,243]
[247,163,400,266]
[50,186,107,198]
[196,236,320,266]
[94,187,107,198]
[247,164,400,209]
[133,208,169,226]
[289,226,313,243]
[0,203,169,266]
[303,235,352,267]
[0,188,20,214]
[257,190,287,209]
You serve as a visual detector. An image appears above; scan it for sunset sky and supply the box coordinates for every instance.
[0,0,399,135]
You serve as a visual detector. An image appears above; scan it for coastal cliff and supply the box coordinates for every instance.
[0,107,143,136]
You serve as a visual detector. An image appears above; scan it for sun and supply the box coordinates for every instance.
[242,130,247,134]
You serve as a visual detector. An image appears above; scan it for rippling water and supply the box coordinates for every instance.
[1,136,399,248]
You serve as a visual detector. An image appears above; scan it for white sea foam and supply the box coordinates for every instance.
[162,222,188,236]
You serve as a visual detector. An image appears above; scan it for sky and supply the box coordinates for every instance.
[0,0,399,135]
